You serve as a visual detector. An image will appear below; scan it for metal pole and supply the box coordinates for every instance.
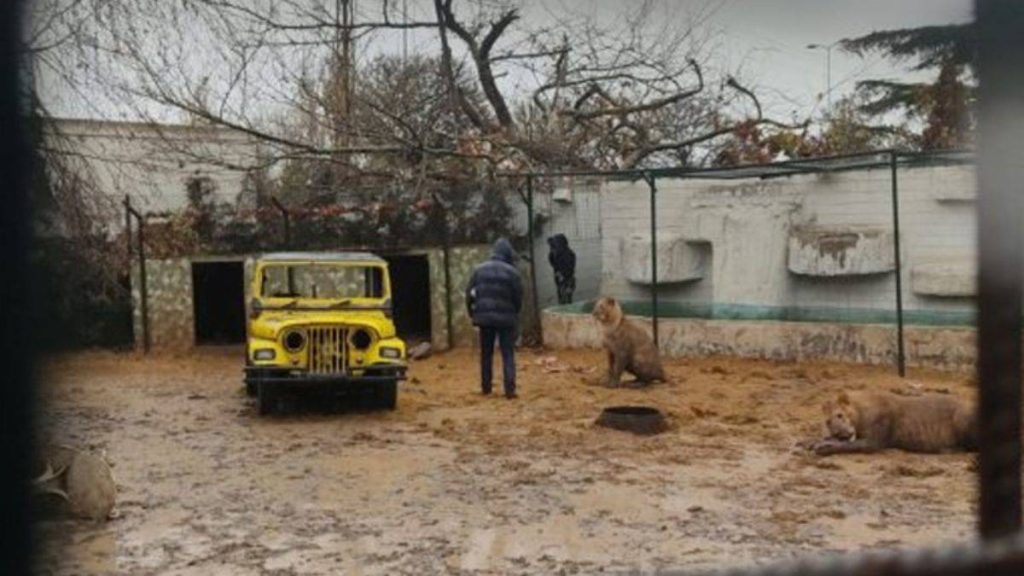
[826,46,832,111]
[442,241,454,350]
[644,172,659,347]
[526,176,542,345]
[124,195,132,258]
[890,152,905,377]
[975,0,1024,540]
[137,212,150,354]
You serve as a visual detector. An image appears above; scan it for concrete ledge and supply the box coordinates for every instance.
[787,227,895,277]
[542,310,975,371]
[933,190,976,203]
[911,261,976,297]
[621,233,706,285]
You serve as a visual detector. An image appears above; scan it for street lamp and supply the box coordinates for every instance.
[807,42,836,112]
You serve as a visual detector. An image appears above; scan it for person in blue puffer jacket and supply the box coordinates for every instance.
[465,238,523,399]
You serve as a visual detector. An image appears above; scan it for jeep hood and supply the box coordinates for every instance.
[250,309,396,340]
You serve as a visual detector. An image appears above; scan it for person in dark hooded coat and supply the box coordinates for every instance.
[547,234,576,304]
[466,238,523,398]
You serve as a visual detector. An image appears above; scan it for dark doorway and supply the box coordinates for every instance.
[384,254,432,340]
[192,261,246,345]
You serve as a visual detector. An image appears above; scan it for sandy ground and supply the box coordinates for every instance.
[33,346,981,575]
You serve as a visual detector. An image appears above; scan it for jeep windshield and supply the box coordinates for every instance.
[258,263,387,308]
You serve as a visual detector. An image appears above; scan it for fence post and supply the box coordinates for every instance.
[890,152,906,377]
[643,172,659,347]
[976,0,1024,540]
[526,176,542,345]
[137,212,150,354]
[124,195,132,258]
[123,197,150,354]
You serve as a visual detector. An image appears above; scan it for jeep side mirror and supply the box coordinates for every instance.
[249,298,263,320]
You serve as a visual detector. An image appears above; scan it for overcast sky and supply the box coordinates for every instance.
[374,0,973,119]
[520,0,974,118]
[38,0,974,122]
[705,0,973,116]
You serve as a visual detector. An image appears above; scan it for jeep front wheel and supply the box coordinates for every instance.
[377,380,398,411]
[257,381,277,415]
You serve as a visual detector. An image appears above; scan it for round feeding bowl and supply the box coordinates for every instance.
[595,406,667,435]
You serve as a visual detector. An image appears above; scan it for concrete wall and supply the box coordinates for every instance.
[46,118,260,231]
[542,310,975,371]
[599,164,977,325]
[513,178,603,309]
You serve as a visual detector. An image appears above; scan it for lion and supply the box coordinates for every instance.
[591,296,666,387]
[812,391,977,456]
[33,445,116,521]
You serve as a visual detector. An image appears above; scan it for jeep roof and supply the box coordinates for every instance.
[257,251,386,264]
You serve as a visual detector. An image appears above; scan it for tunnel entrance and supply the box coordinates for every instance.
[192,261,246,345]
[384,254,432,341]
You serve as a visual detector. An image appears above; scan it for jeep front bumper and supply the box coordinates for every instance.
[244,364,406,387]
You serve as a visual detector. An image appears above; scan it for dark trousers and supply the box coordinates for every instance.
[479,326,516,395]
[555,273,575,304]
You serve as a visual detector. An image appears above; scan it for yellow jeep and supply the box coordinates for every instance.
[244,252,407,414]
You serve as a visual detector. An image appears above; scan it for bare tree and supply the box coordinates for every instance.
[432,0,802,169]
[35,0,800,174]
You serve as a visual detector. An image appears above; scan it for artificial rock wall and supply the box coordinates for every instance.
[598,164,977,325]
[540,162,980,369]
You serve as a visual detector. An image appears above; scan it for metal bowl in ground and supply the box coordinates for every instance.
[595,406,667,435]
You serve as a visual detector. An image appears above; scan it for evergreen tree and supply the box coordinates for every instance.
[840,23,975,149]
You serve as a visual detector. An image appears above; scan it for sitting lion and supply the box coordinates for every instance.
[812,391,977,456]
[591,296,665,387]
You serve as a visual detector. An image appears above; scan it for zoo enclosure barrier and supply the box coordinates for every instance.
[505,149,977,377]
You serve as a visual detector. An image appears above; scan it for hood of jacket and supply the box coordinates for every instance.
[491,238,516,265]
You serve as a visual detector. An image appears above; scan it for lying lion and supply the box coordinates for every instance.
[34,445,116,521]
[811,391,977,456]
[591,296,665,387]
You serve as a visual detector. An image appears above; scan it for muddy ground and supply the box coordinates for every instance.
[35,346,979,575]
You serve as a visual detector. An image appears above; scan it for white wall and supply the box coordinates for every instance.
[599,163,978,321]
[45,118,260,232]
[512,178,604,308]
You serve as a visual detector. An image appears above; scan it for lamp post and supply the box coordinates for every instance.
[807,42,836,112]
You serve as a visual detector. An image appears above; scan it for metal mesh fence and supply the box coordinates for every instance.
[517,151,984,376]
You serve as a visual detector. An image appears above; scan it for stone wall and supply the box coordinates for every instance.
[428,245,492,350]
[131,258,194,351]
[133,246,535,352]
[428,244,537,350]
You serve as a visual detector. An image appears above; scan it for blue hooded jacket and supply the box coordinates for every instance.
[466,238,523,328]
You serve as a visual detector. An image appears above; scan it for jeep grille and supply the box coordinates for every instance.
[309,326,347,374]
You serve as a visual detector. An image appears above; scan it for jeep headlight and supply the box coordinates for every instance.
[253,348,276,361]
[379,346,402,359]
[283,330,306,352]
[350,328,373,350]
